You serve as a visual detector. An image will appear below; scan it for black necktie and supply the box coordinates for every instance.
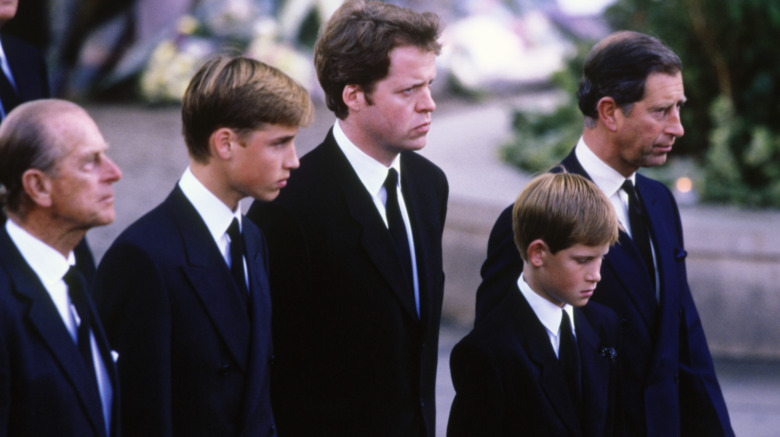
[227,218,249,304]
[559,309,582,414]
[384,169,413,289]
[622,179,656,288]
[0,66,20,118]
[64,266,98,382]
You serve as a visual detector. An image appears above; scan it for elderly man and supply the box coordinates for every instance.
[0,99,122,437]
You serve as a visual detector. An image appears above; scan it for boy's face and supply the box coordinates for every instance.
[535,242,609,307]
[228,124,300,202]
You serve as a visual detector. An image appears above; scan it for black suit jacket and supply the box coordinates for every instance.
[475,149,733,436]
[94,186,276,437]
[0,227,119,437]
[0,34,50,114]
[449,287,620,437]
[247,130,448,437]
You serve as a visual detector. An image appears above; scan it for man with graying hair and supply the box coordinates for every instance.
[0,99,123,437]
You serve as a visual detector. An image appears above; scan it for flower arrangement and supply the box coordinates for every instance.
[138,0,319,104]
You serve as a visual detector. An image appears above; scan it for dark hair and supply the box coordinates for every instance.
[0,99,76,214]
[577,31,682,123]
[182,55,313,163]
[314,0,441,120]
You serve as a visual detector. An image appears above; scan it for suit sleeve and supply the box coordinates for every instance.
[94,242,174,437]
[447,341,505,437]
[474,205,523,325]
[659,189,734,437]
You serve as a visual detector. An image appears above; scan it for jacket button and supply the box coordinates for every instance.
[218,363,231,376]
[269,355,276,366]
[673,372,680,384]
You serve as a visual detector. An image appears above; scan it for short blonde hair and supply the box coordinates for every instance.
[182,55,314,163]
[512,171,619,261]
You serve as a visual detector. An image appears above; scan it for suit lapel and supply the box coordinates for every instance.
[166,187,250,371]
[575,308,612,437]
[636,175,682,362]
[322,135,419,319]
[0,229,106,436]
[510,288,581,435]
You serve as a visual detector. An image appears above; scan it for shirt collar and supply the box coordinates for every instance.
[178,167,241,241]
[5,218,74,287]
[333,120,402,196]
[517,272,575,335]
[575,136,635,198]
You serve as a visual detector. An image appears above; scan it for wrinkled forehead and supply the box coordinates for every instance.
[48,110,107,160]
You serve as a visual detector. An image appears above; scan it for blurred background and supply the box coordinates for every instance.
[8,0,779,434]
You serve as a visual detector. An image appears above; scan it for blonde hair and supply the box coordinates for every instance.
[182,55,314,163]
[512,171,619,261]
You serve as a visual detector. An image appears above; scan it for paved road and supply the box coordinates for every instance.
[85,98,780,437]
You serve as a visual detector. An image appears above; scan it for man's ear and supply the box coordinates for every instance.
[21,168,53,208]
[342,84,364,112]
[526,239,548,268]
[210,127,239,160]
[597,96,621,132]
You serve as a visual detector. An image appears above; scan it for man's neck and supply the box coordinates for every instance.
[189,160,241,212]
[6,211,83,258]
[337,118,397,167]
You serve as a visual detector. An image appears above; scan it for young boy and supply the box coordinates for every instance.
[93,55,312,436]
[448,172,622,437]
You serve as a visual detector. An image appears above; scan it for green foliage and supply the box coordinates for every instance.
[502,0,780,207]
[500,44,589,173]
[500,100,581,173]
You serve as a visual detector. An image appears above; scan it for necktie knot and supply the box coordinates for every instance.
[384,168,399,193]
[227,218,242,262]
[64,266,90,329]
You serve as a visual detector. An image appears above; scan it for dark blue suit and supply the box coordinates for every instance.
[94,186,276,437]
[0,227,120,437]
[475,149,733,436]
[449,287,620,437]
[247,130,448,437]
[0,34,50,113]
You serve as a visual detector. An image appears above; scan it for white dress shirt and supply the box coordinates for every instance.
[517,273,576,358]
[5,219,113,434]
[333,121,421,316]
[575,137,659,297]
[178,167,248,288]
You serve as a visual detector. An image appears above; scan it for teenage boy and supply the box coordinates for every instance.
[448,172,621,437]
[93,55,312,437]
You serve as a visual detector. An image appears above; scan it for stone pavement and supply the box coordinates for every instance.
[85,95,780,437]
